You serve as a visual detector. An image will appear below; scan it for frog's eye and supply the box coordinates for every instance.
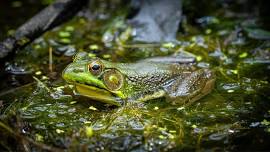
[88,60,103,75]
[103,69,124,91]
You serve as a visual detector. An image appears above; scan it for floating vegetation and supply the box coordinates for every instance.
[0,0,270,151]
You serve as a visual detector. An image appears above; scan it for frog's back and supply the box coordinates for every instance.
[105,61,195,96]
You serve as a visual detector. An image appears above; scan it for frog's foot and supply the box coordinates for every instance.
[183,78,215,106]
[165,69,215,105]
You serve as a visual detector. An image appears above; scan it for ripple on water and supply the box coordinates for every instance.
[67,108,76,113]
[22,111,39,119]
[193,127,203,133]
[35,124,47,130]
[220,83,240,91]
[79,117,87,123]
[93,123,105,130]
[48,113,57,118]
[33,106,48,112]
[100,133,117,139]
[209,132,226,141]
[58,104,69,109]
[56,122,65,127]
[57,110,67,115]
[128,120,144,131]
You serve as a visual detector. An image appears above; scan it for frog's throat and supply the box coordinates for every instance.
[74,83,123,106]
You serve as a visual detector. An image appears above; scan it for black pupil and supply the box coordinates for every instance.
[92,64,100,71]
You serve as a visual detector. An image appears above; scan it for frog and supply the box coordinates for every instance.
[62,52,215,106]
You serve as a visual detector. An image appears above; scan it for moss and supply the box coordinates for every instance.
[1,0,270,151]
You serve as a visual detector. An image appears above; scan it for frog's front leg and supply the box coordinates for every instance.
[164,69,215,105]
[136,90,166,102]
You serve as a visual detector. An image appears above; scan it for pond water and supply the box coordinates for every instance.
[0,0,270,151]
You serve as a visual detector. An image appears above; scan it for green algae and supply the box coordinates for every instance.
[1,0,270,151]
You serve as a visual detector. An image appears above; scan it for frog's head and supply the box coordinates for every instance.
[62,52,127,106]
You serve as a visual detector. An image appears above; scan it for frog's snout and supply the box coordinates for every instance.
[62,64,73,80]
[62,63,85,83]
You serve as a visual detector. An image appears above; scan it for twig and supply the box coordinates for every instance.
[49,47,53,72]
[0,83,34,97]
[0,121,64,152]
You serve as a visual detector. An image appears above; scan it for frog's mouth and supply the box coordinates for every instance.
[73,83,122,106]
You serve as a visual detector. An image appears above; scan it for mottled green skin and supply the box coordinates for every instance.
[62,52,215,106]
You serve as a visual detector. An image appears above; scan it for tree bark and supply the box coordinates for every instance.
[0,0,87,59]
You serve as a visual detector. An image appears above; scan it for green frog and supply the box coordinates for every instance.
[62,52,215,106]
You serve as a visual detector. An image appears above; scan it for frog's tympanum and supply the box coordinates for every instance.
[62,52,215,106]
